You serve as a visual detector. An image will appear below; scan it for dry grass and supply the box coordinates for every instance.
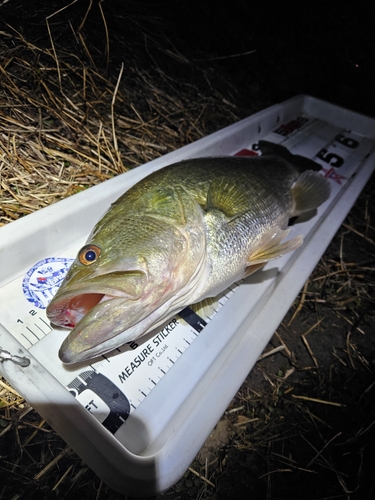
[0,19,247,226]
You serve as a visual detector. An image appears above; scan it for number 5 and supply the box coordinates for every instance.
[317,148,344,168]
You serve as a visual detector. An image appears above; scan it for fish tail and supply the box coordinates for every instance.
[291,170,331,216]
[258,140,322,172]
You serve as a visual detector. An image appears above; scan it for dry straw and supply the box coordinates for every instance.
[0,20,241,227]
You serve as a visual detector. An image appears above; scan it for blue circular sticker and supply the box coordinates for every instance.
[23,257,74,309]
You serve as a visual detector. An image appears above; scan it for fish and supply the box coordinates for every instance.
[46,141,331,364]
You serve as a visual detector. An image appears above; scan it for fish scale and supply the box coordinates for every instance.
[47,142,331,363]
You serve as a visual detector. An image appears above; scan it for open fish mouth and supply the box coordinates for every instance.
[46,269,148,329]
[56,290,163,364]
[48,290,145,364]
[46,290,122,329]
[47,270,164,363]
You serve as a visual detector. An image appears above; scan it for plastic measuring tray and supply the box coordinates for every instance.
[1,95,374,496]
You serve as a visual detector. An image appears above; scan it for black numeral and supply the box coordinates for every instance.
[317,148,344,168]
[335,134,359,149]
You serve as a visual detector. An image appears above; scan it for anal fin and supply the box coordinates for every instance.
[246,227,303,269]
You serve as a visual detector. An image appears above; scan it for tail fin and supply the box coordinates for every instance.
[258,140,321,172]
[291,170,331,216]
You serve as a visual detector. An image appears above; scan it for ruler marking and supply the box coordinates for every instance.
[178,307,207,332]
[21,334,33,347]
[34,323,47,335]
[39,317,51,329]
[26,326,40,341]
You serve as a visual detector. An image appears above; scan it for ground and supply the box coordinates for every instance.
[0,1,375,499]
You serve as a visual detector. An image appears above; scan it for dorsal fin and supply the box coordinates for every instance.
[258,140,322,172]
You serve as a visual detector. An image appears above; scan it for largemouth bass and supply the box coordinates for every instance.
[47,141,331,364]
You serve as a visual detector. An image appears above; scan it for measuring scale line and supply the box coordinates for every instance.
[26,326,41,341]
[34,323,49,335]
[67,369,130,434]
[21,334,33,347]
[39,317,52,330]
[178,307,207,332]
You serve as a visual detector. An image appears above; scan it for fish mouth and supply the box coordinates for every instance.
[47,289,144,364]
[46,270,161,364]
[46,270,147,329]
[46,289,126,329]
[55,290,160,364]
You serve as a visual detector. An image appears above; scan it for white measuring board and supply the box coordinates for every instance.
[1,96,374,497]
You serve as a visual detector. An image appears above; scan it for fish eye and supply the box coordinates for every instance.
[78,244,101,265]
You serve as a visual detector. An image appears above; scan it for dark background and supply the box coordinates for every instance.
[1,0,375,116]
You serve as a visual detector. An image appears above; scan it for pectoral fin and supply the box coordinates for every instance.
[190,297,218,321]
[205,178,250,219]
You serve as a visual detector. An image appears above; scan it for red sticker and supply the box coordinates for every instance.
[322,167,346,185]
[235,149,259,157]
